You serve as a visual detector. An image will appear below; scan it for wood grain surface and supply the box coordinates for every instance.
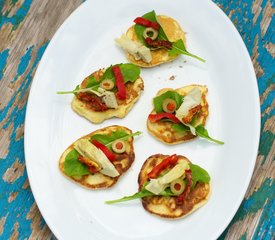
[0,0,274,239]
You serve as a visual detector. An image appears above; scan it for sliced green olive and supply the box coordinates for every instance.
[112,140,126,154]
[143,27,158,40]
[100,79,115,91]
[170,178,186,195]
[162,98,177,113]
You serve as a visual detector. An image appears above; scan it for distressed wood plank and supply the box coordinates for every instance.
[0,0,274,239]
[215,0,274,239]
[0,0,82,239]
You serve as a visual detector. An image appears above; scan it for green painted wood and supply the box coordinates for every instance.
[0,0,274,239]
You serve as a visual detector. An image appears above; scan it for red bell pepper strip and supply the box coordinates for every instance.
[134,17,160,30]
[148,113,181,123]
[91,140,116,161]
[176,169,192,205]
[112,65,126,100]
[147,154,179,179]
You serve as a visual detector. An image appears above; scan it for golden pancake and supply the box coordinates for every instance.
[59,125,135,189]
[138,154,210,218]
[147,85,208,144]
[71,68,144,123]
[126,15,186,67]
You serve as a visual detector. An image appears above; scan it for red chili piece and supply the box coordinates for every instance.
[148,113,181,123]
[77,92,108,111]
[176,169,192,205]
[134,17,160,30]
[145,37,172,50]
[91,140,116,161]
[147,154,179,179]
[112,65,126,100]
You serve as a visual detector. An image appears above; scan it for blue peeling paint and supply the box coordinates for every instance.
[215,0,274,239]
[0,49,9,80]
[252,196,275,240]
[0,46,33,124]
[17,46,33,76]
[0,42,48,239]
[0,0,32,31]
[219,178,274,239]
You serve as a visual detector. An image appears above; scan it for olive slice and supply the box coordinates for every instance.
[162,98,177,113]
[112,140,126,154]
[100,79,115,91]
[170,178,186,195]
[143,27,158,40]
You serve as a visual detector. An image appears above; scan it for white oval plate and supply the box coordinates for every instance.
[24,0,260,239]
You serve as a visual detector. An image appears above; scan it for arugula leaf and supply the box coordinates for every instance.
[195,125,224,144]
[90,130,142,150]
[170,119,224,145]
[64,149,90,177]
[105,187,175,204]
[190,164,210,188]
[57,63,140,94]
[169,39,205,62]
[153,91,183,113]
[171,123,189,132]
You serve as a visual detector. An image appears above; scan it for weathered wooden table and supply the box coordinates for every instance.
[0,0,274,239]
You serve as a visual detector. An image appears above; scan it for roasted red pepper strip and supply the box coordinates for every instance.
[77,92,108,111]
[145,37,172,49]
[147,154,179,179]
[112,65,126,100]
[176,169,192,205]
[91,140,116,161]
[134,17,160,30]
[78,156,100,174]
[148,113,181,123]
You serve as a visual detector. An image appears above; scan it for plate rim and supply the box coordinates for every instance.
[24,0,261,239]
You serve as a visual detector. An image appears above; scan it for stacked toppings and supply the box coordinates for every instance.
[63,129,141,178]
[57,63,141,111]
[148,87,202,128]
[175,87,202,124]
[105,154,211,205]
[148,86,224,144]
[116,10,205,64]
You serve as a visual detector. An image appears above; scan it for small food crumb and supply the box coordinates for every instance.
[169,75,176,80]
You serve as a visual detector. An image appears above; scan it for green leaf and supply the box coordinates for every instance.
[134,10,169,45]
[105,187,174,204]
[169,119,224,145]
[190,164,210,188]
[64,149,90,177]
[153,91,183,113]
[90,130,142,150]
[190,113,199,126]
[86,75,98,88]
[57,63,140,94]
[119,63,141,82]
[100,63,140,84]
[195,124,224,144]
[171,123,189,132]
[169,39,206,62]
[105,189,154,204]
